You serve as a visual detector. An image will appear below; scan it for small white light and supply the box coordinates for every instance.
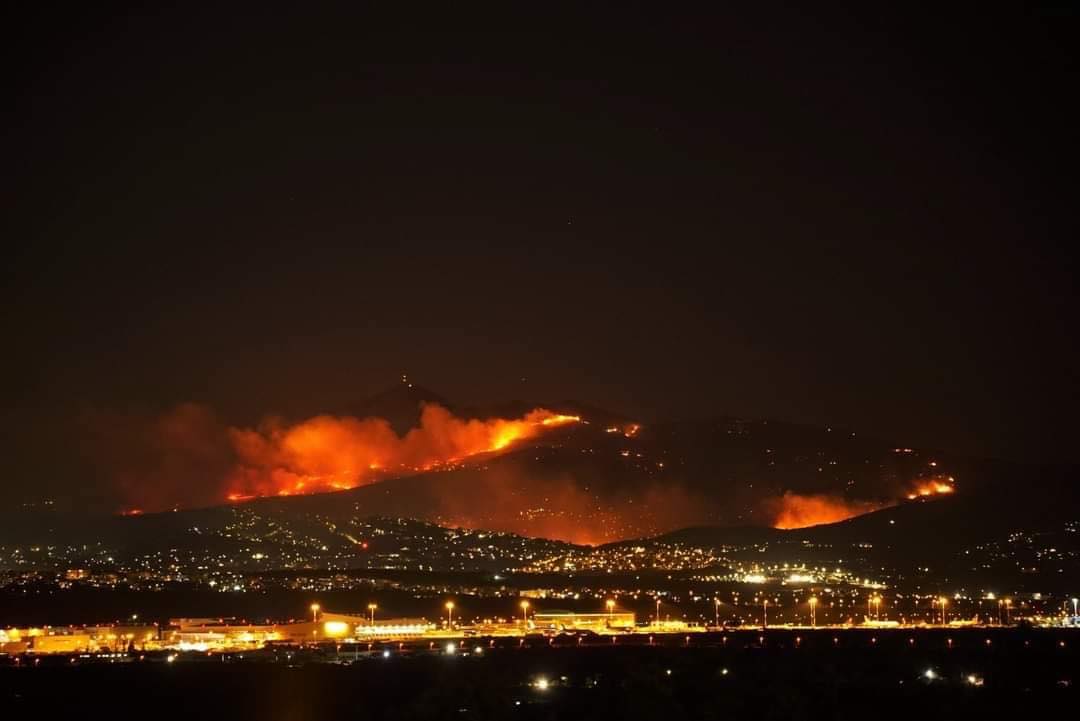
[535,677,550,691]
[924,669,936,680]
[445,643,456,655]
[382,650,390,658]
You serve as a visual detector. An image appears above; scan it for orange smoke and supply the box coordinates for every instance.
[83,402,235,512]
[225,404,580,500]
[771,493,889,529]
[420,466,709,546]
[773,475,959,529]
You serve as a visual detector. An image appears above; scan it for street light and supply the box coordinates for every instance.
[655,597,661,628]
[1072,597,1078,618]
[714,598,721,628]
[763,599,768,630]
[872,595,882,621]
[606,599,615,620]
[1004,598,1012,625]
[809,596,818,627]
[310,603,320,643]
[368,603,377,626]
[520,600,530,625]
[445,601,455,628]
[939,597,948,626]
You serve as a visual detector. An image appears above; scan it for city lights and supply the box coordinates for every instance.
[3,11,1072,716]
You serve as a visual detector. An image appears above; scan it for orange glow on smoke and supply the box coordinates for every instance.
[224,405,579,501]
[774,475,959,529]
[771,493,888,530]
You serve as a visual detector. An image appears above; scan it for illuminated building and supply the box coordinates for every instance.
[28,633,93,654]
[351,619,434,639]
[530,611,635,633]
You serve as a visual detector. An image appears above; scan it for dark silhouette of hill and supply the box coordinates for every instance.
[211,414,1077,550]
[4,387,1075,588]
[336,383,453,435]
[2,453,1075,590]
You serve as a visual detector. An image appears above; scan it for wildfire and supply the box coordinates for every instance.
[906,477,956,500]
[771,493,888,530]
[605,423,641,438]
[225,405,580,502]
[774,475,959,529]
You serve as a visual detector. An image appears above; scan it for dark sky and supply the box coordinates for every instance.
[2,6,1077,502]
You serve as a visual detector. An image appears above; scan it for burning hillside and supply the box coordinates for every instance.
[86,390,963,543]
[906,477,956,499]
[88,401,579,512]
[226,405,580,500]
[769,476,959,529]
[770,493,888,530]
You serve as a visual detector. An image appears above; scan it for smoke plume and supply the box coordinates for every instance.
[769,492,890,529]
[88,402,578,511]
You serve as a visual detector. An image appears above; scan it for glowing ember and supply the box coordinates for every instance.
[906,477,956,500]
[605,422,641,437]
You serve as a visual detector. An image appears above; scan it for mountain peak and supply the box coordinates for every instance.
[339,382,454,435]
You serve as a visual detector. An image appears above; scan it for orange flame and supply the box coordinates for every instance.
[225,405,579,501]
[906,477,956,500]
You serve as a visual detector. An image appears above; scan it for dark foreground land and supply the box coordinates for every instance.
[2,630,1078,720]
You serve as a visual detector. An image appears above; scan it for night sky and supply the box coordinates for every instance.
[3,6,1076,504]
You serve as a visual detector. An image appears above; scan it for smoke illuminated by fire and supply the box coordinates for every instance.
[770,493,888,529]
[88,402,581,512]
[225,405,580,501]
[91,398,961,542]
[772,476,959,529]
